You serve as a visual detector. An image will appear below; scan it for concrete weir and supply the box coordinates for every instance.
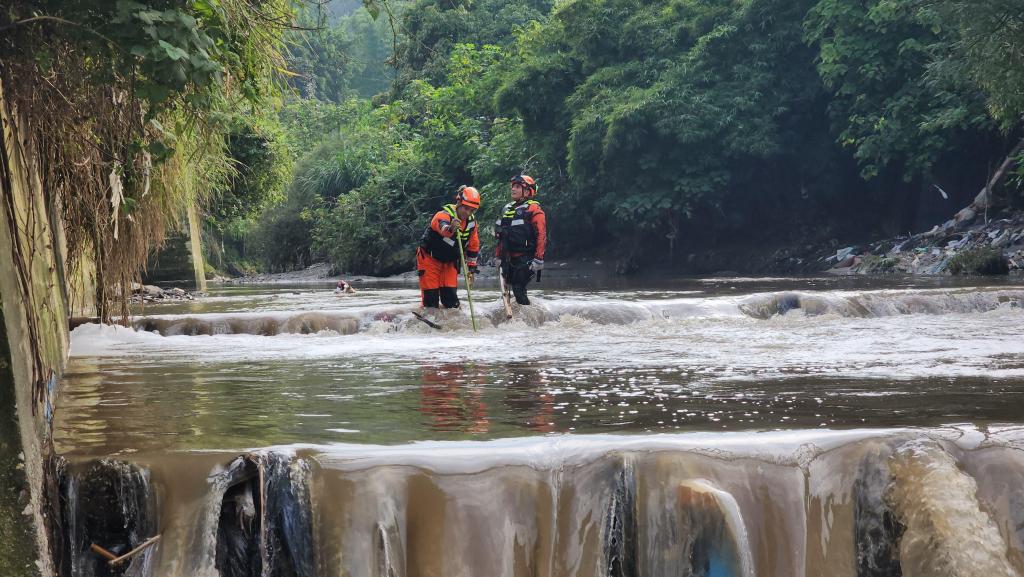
[47,429,1024,577]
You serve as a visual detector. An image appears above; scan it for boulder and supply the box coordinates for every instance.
[836,246,857,261]
[955,206,977,223]
[972,188,990,209]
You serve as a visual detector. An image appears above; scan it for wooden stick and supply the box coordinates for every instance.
[498,266,513,320]
[107,535,160,567]
[259,460,269,572]
[411,310,442,330]
[90,544,117,561]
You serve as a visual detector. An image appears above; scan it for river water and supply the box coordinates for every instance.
[54,276,1024,577]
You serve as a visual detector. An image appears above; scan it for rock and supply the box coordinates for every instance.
[226,262,245,277]
[972,188,991,208]
[143,285,163,297]
[926,257,950,275]
[955,206,977,223]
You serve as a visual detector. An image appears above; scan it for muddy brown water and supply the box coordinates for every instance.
[54,277,1024,577]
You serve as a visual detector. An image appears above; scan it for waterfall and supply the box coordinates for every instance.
[56,459,158,577]
[53,431,1024,576]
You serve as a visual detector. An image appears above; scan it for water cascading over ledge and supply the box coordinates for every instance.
[54,429,1024,577]
[120,287,1024,337]
[209,453,313,577]
[53,459,158,577]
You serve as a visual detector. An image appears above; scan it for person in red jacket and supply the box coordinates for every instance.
[495,174,546,305]
[416,186,481,309]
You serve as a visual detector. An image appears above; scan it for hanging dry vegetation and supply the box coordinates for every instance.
[0,0,298,322]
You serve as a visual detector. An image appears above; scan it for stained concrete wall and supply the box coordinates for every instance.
[142,208,207,290]
[0,79,94,577]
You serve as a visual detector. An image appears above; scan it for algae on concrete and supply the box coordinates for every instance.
[0,305,41,577]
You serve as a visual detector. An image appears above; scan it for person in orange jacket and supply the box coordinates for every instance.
[495,174,546,305]
[416,186,482,308]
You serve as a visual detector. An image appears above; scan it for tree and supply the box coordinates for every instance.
[806,0,995,180]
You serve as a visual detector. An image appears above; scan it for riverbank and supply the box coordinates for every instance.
[821,209,1024,276]
[212,207,1024,284]
[217,257,621,285]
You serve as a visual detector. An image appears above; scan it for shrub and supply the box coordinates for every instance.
[947,248,1009,275]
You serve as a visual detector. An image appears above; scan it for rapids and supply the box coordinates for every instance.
[54,278,1024,576]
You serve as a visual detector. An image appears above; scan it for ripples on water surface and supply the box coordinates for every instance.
[56,277,1024,455]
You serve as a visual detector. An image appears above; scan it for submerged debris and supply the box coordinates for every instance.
[55,459,158,577]
[823,211,1024,275]
[128,283,197,304]
[603,460,638,577]
[214,453,313,577]
[854,451,904,577]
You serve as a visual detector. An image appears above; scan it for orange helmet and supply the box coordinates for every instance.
[511,174,537,197]
[456,185,481,209]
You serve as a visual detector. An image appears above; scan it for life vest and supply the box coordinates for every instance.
[419,204,477,263]
[496,200,539,254]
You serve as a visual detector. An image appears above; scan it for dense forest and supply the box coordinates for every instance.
[214,0,1024,276]
[5,0,1023,279]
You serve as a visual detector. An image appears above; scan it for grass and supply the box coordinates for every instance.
[947,248,1009,275]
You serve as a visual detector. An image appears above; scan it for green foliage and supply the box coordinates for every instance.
[495,0,852,251]
[202,112,291,272]
[279,98,366,157]
[285,5,396,102]
[1,0,297,314]
[391,0,553,91]
[253,99,401,271]
[208,114,291,228]
[858,254,899,272]
[256,42,519,273]
[806,0,993,180]
[250,0,1024,275]
[4,0,295,151]
[925,1,1024,128]
[947,247,1009,275]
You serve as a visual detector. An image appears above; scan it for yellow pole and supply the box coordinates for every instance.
[456,233,477,332]
[187,203,207,292]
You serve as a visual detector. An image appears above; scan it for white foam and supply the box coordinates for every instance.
[303,428,917,474]
[72,287,1024,383]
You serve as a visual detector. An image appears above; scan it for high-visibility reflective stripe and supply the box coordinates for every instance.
[443,237,455,246]
[441,203,476,241]
[511,219,525,226]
